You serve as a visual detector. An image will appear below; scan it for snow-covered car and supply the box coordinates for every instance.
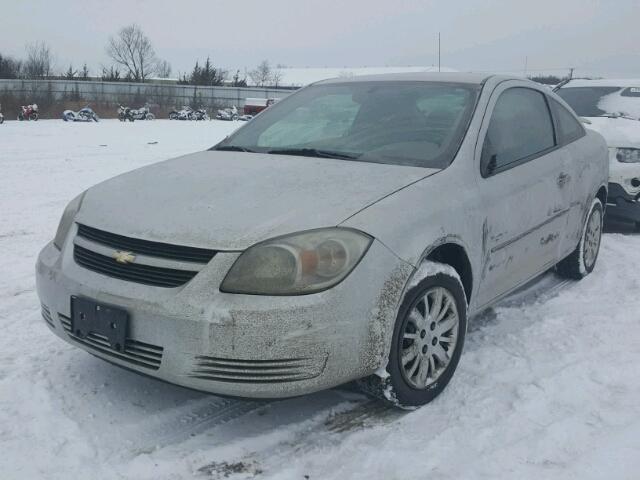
[36,73,608,409]
[556,79,640,229]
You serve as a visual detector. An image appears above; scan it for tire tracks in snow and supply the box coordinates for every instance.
[126,397,267,457]
[125,273,575,474]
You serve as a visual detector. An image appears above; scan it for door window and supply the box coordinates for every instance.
[481,87,556,176]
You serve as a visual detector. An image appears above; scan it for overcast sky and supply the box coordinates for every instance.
[2,0,639,78]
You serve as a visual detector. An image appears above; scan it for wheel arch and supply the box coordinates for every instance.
[596,184,607,208]
[421,240,474,305]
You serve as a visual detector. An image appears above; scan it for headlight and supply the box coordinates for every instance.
[221,228,372,295]
[53,192,85,250]
[616,148,640,163]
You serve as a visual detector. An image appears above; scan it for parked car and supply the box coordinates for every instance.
[243,97,277,116]
[36,73,608,409]
[556,79,640,229]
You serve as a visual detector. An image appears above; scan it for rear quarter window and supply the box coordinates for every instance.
[549,98,585,145]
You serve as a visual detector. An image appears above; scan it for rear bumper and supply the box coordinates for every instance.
[605,182,640,223]
[36,237,411,398]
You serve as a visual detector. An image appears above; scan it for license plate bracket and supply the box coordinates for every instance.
[71,296,128,351]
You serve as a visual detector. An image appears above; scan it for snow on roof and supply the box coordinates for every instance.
[564,78,640,88]
[274,66,457,86]
[318,71,489,85]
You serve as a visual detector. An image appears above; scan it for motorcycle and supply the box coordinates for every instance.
[169,106,193,120]
[131,104,155,120]
[193,108,210,121]
[62,106,99,122]
[117,105,135,122]
[18,104,39,121]
[216,106,238,121]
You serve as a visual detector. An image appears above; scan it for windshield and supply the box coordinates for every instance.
[557,86,640,118]
[214,81,480,168]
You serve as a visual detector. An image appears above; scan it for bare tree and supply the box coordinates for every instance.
[249,60,272,87]
[106,24,158,82]
[272,67,284,88]
[156,59,172,79]
[23,41,54,79]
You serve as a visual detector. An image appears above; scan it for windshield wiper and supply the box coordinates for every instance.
[599,112,638,121]
[214,145,256,152]
[266,148,361,160]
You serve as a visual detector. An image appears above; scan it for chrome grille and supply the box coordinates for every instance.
[189,355,326,383]
[59,313,163,370]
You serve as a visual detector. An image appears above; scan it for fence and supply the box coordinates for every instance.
[0,79,293,118]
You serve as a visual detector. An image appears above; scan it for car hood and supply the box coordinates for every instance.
[584,117,640,148]
[76,150,436,250]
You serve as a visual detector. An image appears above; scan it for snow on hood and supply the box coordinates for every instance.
[584,117,640,148]
[76,150,436,250]
[598,90,640,120]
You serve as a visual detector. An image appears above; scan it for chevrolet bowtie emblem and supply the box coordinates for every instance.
[112,250,136,264]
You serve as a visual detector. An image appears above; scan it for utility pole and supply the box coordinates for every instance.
[438,32,441,72]
[523,56,528,77]
[569,67,574,79]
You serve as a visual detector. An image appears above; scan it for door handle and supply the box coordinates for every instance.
[557,172,570,188]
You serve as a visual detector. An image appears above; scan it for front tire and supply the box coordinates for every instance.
[556,198,603,279]
[359,262,467,409]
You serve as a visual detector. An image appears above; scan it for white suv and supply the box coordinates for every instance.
[557,79,640,229]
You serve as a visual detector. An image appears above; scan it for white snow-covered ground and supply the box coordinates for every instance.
[1,120,639,480]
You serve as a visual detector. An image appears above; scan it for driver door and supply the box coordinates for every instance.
[475,82,570,308]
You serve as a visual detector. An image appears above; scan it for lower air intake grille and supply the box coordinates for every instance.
[41,304,55,328]
[59,314,163,370]
[189,355,326,383]
[74,245,197,288]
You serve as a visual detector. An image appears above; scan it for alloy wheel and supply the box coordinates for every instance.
[399,286,460,389]
[584,206,602,269]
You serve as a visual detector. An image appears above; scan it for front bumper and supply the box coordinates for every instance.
[605,182,640,223]
[36,234,411,398]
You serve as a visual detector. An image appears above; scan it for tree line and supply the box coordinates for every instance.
[0,24,285,88]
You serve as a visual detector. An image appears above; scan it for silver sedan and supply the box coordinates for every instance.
[36,73,609,408]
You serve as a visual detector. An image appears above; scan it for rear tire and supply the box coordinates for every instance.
[556,198,603,279]
[358,262,467,409]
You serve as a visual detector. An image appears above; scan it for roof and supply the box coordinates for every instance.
[274,66,458,87]
[562,78,640,88]
[316,71,495,85]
